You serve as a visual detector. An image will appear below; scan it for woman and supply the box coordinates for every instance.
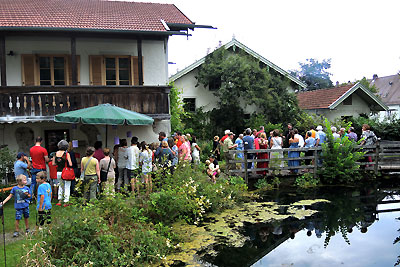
[116,139,128,191]
[212,136,221,160]
[304,131,316,166]
[257,132,269,176]
[179,135,192,162]
[269,130,283,169]
[156,141,174,166]
[53,140,73,207]
[288,130,300,173]
[191,136,201,165]
[139,142,153,195]
[81,147,100,202]
[67,142,79,196]
[99,148,116,195]
[361,124,377,166]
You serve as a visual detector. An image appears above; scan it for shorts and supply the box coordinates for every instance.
[15,207,29,220]
[38,209,52,226]
[127,169,140,180]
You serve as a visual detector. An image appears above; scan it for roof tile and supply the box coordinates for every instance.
[296,84,354,110]
[0,0,193,32]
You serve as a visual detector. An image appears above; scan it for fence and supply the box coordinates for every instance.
[227,141,400,184]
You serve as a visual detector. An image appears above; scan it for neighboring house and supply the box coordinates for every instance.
[169,38,307,113]
[370,74,400,121]
[296,82,387,122]
[0,0,201,154]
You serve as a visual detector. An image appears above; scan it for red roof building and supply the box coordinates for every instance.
[296,83,387,121]
[0,0,195,34]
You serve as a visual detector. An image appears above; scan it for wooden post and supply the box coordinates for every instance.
[137,38,143,85]
[244,150,248,184]
[374,142,380,174]
[0,35,6,86]
[70,36,78,86]
[313,148,318,179]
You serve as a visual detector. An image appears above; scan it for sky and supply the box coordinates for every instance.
[153,0,400,83]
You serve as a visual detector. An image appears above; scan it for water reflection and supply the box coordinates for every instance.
[200,183,400,267]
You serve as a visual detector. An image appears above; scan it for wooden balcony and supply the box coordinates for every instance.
[0,85,170,122]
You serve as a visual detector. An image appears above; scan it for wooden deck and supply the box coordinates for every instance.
[228,141,400,183]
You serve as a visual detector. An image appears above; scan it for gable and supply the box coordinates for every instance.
[170,38,307,89]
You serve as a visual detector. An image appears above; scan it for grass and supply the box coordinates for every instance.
[0,198,77,266]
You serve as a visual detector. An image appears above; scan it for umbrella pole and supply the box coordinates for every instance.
[105,125,108,147]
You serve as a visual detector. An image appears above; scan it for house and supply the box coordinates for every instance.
[0,0,203,154]
[370,74,400,121]
[296,82,387,122]
[169,38,307,113]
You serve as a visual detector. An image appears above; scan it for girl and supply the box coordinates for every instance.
[140,142,153,195]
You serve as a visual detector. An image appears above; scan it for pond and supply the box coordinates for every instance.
[175,179,400,267]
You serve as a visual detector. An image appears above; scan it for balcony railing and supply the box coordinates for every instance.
[0,86,170,122]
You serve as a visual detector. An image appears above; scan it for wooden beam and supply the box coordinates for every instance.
[70,37,78,85]
[0,35,6,86]
[137,38,143,85]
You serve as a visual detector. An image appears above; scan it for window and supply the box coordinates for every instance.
[105,56,130,85]
[183,98,196,112]
[21,54,80,86]
[208,77,221,91]
[39,56,66,85]
[89,55,141,86]
[343,95,352,105]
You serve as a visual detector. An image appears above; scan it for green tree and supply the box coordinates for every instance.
[196,48,302,133]
[293,58,333,90]
[358,77,378,94]
[169,82,186,133]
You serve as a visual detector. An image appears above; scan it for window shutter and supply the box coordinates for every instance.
[67,55,81,85]
[21,54,36,86]
[89,55,104,85]
[130,56,142,85]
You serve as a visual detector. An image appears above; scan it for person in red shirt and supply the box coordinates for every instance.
[29,136,49,195]
[93,141,105,162]
[220,129,230,145]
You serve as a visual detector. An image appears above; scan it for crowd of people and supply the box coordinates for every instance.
[0,124,377,237]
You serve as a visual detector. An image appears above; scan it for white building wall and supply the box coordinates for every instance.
[4,36,168,86]
[377,105,400,121]
[0,121,166,155]
[304,93,373,122]
[175,68,296,114]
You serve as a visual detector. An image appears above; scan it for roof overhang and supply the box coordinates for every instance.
[329,82,388,111]
[169,38,307,89]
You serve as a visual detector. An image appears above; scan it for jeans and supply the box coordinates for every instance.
[116,168,129,190]
[30,168,45,196]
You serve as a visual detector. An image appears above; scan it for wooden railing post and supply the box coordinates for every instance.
[244,150,248,184]
[313,147,318,179]
[374,142,380,174]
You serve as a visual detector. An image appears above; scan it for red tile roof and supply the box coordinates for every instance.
[0,0,193,32]
[296,84,354,110]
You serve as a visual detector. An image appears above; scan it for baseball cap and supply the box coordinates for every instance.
[17,152,26,159]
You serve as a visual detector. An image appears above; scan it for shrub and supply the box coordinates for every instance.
[318,119,365,184]
[295,173,320,188]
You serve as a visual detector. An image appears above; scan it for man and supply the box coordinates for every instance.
[315,125,327,146]
[220,129,230,144]
[347,127,358,141]
[331,126,341,140]
[223,132,238,172]
[29,137,49,195]
[14,152,32,181]
[243,129,254,170]
[158,132,168,144]
[235,134,244,169]
[126,137,140,194]
[284,123,294,148]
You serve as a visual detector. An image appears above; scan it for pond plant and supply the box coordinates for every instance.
[17,163,247,266]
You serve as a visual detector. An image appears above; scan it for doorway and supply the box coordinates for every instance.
[45,129,70,154]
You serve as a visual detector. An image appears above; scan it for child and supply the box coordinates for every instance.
[36,171,52,226]
[140,142,153,196]
[207,156,220,183]
[2,174,31,237]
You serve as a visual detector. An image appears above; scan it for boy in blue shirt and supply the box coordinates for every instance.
[2,174,31,237]
[36,171,52,226]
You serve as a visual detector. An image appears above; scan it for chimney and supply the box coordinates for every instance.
[373,74,378,80]
[336,81,339,87]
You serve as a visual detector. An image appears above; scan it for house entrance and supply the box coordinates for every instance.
[45,129,70,154]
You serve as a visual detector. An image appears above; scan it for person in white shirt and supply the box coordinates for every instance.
[126,136,140,195]
[331,126,341,140]
[294,128,304,148]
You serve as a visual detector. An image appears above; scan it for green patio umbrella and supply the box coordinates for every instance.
[54,103,154,146]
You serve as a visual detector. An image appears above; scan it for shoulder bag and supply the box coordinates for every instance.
[61,152,75,181]
[100,158,112,182]
[80,157,93,179]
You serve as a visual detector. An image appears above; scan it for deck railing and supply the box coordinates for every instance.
[228,141,400,183]
[0,85,170,119]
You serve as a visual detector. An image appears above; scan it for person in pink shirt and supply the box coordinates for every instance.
[179,135,192,162]
[93,141,105,162]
